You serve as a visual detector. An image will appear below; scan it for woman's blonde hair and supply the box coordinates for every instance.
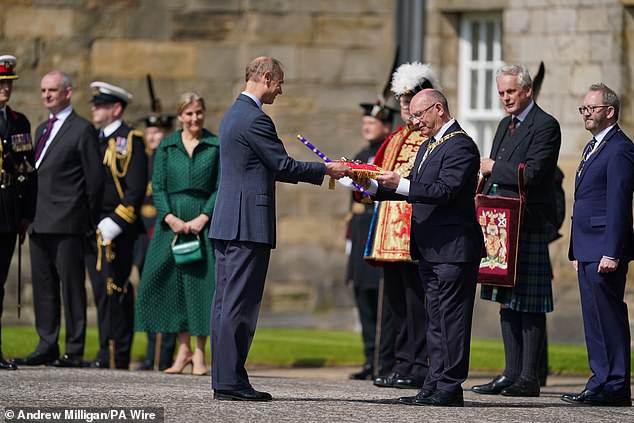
[176,92,206,116]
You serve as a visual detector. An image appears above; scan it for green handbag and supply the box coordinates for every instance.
[171,234,203,265]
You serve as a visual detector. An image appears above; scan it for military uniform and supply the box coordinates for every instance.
[85,82,148,369]
[0,56,36,370]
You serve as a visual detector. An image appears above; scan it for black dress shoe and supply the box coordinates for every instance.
[12,351,57,366]
[561,389,597,405]
[0,357,17,370]
[349,364,373,380]
[416,389,464,407]
[214,387,273,402]
[394,374,426,389]
[52,354,83,368]
[89,360,111,369]
[374,372,402,388]
[582,391,632,407]
[471,375,514,395]
[500,377,540,397]
[399,388,435,405]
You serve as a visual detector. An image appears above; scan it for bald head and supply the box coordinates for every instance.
[408,89,451,137]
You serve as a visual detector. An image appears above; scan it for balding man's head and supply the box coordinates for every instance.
[408,89,451,138]
[245,56,284,83]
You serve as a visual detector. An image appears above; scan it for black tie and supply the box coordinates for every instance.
[577,137,598,176]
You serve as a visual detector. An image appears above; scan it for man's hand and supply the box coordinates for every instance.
[598,256,619,273]
[571,260,578,272]
[480,158,495,176]
[377,170,401,190]
[186,214,210,235]
[98,217,123,242]
[325,162,350,179]
[165,213,190,234]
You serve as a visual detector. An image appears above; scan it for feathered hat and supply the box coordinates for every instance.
[390,62,440,98]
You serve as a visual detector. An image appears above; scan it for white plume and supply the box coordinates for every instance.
[390,62,441,97]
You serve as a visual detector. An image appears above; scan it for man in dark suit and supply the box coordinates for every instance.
[357,88,483,407]
[562,83,634,407]
[0,55,36,370]
[13,70,104,368]
[85,81,147,370]
[472,65,561,397]
[209,56,349,401]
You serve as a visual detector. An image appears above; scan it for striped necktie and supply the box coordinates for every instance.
[577,137,598,176]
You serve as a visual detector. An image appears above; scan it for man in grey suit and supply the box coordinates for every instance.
[13,70,104,368]
[209,56,349,401]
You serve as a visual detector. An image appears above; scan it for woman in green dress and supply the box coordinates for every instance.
[135,92,219,376]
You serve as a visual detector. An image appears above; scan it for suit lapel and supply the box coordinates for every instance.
[575,125,619,190]
[506,106,537,158]
[490,116,510,159]
[38,112,75,167]
[415,122,461,181]
[410,137,431,180]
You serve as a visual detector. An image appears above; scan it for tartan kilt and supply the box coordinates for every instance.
[480,226,553,313]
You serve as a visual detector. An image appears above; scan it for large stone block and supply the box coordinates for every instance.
[181,0,242,13]
[291,0,370,14]
[91,40,197,79]
[196,45,246,82]
[577,7,610,32]
[340,48,394,84]
[545,8,577,34]
[298,47,345,82]
[5,6,74,39]
[315,15,391,48]
[172,12,246,41]
[245,13,313,45]
[571,64,603,95]
[503,9,531,34]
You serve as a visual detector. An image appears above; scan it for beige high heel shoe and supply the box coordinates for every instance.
[164,356,193,374]
[192,360,208,376]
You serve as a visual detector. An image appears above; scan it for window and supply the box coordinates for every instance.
[458,13,504,156]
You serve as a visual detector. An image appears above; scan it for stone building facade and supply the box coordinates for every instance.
[1,0,633,343]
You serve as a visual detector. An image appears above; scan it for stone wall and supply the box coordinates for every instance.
[1,0,395,328]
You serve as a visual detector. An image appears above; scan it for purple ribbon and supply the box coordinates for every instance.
[296,134,371,198]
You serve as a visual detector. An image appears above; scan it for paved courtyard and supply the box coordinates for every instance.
[1,366,633,422]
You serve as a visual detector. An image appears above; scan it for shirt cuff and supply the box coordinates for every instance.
[367,179,378,195]
[396,178,410,196]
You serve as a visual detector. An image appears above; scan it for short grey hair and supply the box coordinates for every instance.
[44,70,73,90]
[589,82,620,119]
[496,64,532,89]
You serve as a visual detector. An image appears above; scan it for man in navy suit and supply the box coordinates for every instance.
[562,83,634,407]
[356,89,483,407]
[209,56,349,401]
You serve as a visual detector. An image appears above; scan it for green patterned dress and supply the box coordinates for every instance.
[134,129,219,336]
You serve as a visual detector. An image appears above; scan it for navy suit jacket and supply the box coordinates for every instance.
[209,94,326,248]
[376,121,484,263]
[483,104,561,228]
[569,125,634,262]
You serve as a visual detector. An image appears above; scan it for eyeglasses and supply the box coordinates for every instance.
[409,103,437,121]
[578,105,609,115]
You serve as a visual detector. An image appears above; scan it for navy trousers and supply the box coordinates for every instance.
[419,260,478,393]
[212,239,270,390]
[578,261,631,396]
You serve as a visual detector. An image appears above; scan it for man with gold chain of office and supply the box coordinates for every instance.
[85,81,148,369]
[364,62,440,389]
